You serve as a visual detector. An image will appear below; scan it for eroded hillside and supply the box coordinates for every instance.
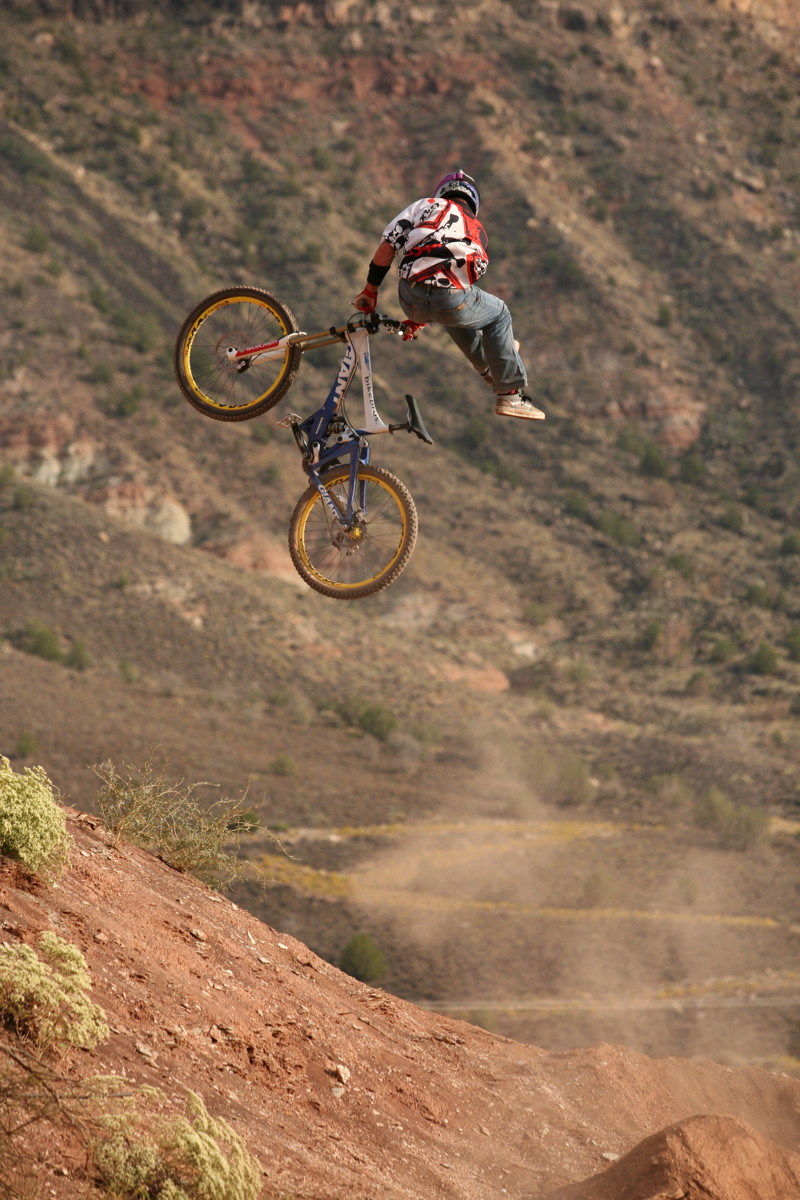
[3,0,800,1074]
[3,810,800,1200]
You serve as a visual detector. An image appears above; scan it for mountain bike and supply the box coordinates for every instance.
[174,286,433,599]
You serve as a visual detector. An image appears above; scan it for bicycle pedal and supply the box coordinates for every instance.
[276,412,302,428]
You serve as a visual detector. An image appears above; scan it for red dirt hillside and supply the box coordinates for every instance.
[4,808,800,1200]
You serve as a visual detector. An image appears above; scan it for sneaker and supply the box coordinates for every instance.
[495,391,545,420]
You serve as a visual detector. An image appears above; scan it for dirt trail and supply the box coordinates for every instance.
[4,809,800,1200]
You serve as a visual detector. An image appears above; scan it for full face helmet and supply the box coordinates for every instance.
[433,170,480,215]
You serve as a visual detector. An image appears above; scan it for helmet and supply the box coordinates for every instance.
[433,170,480,215]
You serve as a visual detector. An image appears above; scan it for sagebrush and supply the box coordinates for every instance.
[93,1084,262,1200]
[0,756,72,879]
[0,931,108,1054]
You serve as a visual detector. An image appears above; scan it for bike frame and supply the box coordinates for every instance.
[235,313,425,531]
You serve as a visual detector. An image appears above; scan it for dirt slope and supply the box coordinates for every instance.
[5,811,800,1200]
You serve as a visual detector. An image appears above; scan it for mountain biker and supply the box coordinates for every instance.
[353,170,544,421]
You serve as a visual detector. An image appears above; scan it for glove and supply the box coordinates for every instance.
[353,283,378,313]
[401,320,426,341]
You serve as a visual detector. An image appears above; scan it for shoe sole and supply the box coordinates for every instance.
[495,406,545,420]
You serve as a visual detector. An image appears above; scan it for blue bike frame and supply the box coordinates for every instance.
[280,313,432,530]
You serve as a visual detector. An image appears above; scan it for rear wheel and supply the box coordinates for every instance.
[174,286,301,421]
[288,464,417,599]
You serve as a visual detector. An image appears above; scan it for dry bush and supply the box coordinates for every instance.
[93,751,260,889]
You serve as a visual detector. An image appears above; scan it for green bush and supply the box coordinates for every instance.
[564,492,589,518]
[64,640,91,671]
[667,552,694,580]
[339,933,386,983]
[679,450,705,484]
[657,302,673,328]
[12,484,33,510]
[14,730,37,758]
[0,932,108,1054]
[745,583,770,608]
[641,619,662,651]
[787,629,800,662]
[0,756,72,878]
[93,1086,261,1200]
[718,503,743,533]
[93,752,256,888]
[710,637,736,664]
[23,619,62,662]
[780,532,800,556]
[269,753,298,777]
[747,641,778,675]
[596,510,640,546]
[24,225,50,254]
[694,787,769,850]
[522,600,548,626]
[640,441,670,479]
[358,704,396,741]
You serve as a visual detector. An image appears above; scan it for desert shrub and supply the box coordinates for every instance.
[745,582,770,608]
[119,659,139,684]
[93,1086,261,1200]
[93,752,256,888]
[710,637,736,664]
[12,484,32,510]
[541,249,584,290]
[0,757,72,879]
[23,619,62,662]
[24,225,50,254]
[718,503,743,532]
[0,464,14,490]
[64,640,91,671]
[679,450,705,484]
[641,619,662,651]
[780,532,800,556]
[787,629,800,662]
[358,704,396,742]
[596,510,640,546]
[640,441,670,479]
[0,932,108,1054]
[580,867,616,908]
[269,753,297,777]
[694,787,769,850]
[339,933,386,983]
[522,600,547,626]
[564,492,588,518]
[111,307,161,353]
[14,730,37,758]
[667,553,694,580]
[747,641,778,675]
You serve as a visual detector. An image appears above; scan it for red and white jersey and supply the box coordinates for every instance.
[382,196,489,290]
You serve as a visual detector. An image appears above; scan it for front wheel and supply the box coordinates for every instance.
[174,286,301,421]
[288,464,418,600]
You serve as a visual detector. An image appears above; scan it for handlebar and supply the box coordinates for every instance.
[290,313,426,354]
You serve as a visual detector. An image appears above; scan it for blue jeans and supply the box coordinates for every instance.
[398,278,527,394]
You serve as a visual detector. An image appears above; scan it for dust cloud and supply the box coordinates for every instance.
[346,729,800,1067]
